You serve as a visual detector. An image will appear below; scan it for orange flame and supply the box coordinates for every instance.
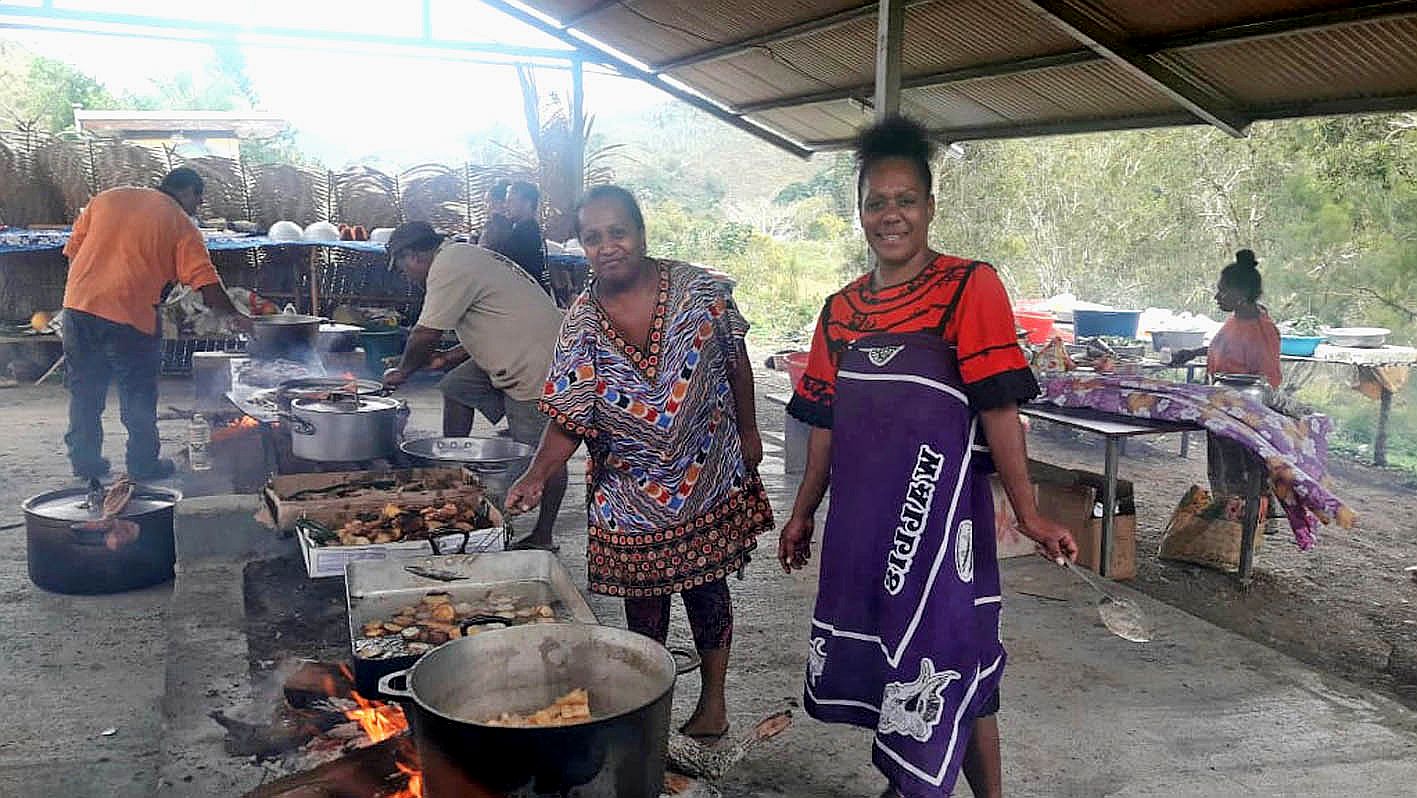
[345,690,408,744]
[391,760,424,798]
[212,415,262,442]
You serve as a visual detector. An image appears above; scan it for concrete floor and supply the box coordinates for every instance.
[2,380,1416,797]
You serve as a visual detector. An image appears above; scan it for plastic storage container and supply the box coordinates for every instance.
[1073,309,1142,339]
[1280,335,1324,357]
[1014,310,1056,344]
[362,329,408,376]
[1150,330,1207,352]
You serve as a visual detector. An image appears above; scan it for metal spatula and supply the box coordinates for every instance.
[1058,558,1152,643]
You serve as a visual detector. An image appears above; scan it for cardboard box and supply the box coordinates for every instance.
[1033,466,1136,580]
[260,467,486,533]
[990,474,1040,559]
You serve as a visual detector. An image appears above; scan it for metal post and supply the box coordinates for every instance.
[1376,385,1393,467]
[1100,436,1119,578]
[570,57,585,204]
[874,0,905,118]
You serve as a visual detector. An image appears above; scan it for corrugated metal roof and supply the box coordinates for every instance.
[515,0,1417,153]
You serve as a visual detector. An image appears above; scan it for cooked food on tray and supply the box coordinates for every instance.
[353,590,564,659]
[300,499,498,547]
[485,689,592,727]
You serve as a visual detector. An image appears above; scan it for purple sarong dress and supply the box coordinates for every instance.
[804,332,1004,797]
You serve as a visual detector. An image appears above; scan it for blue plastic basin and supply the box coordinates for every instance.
[1280,335,1323,357]
[1073,309,1142,339]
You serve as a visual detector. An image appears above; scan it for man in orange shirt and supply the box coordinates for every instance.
[62,167,248,481]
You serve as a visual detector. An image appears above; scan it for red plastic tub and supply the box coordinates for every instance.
[1014,310,1056,344]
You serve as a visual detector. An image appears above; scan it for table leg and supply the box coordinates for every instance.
[1237,494,1261,584]
[1100,436,1119,578]
[1375,386,1393,467]
[1179,364,1202,458]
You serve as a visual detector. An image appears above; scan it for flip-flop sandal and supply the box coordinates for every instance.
[679,723,730,745]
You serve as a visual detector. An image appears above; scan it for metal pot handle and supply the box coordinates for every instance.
[277,411,317,436]
[458,615,510,634]
[670,647,701,676]
[428,529,470,556]
[377,669,414,700]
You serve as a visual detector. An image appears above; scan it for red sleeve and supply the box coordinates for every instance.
[787,301,839,429]
[946,264,1039,409]
[948,265,1028,383]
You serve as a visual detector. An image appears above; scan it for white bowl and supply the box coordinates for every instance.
[302,221,342,242]
[368,227,395,244]
[268,220,303,241]
[1322,327,1390,348]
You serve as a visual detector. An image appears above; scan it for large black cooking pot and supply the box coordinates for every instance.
[378,624,689,798]
[22,485,181,594]
[247,314,323,360]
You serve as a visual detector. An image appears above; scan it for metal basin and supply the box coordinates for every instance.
[400,437,533,498]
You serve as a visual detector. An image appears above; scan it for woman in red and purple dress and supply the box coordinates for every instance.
[779,117,1077,798]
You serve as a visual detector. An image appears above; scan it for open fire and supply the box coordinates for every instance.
[212,414,262,443]
[334,664,423,798]
[219,661,423,798]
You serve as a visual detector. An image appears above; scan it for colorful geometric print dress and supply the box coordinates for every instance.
[539,260,774,598]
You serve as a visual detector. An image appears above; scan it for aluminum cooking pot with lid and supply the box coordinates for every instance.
[287,394,406,462]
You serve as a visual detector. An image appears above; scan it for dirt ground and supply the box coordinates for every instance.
[0,367,1415,796]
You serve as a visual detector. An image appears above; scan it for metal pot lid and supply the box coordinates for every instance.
[292,394,402,413]
[278,377,383,395]
[401,436,533,465]
[23,486,181,522]
[253,314,325,326]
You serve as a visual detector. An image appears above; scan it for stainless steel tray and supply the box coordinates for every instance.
[346,550,597,697]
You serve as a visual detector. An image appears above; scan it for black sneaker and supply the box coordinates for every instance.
[129,458,177,481]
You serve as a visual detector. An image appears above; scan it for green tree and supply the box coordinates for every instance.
[1,53,116,130]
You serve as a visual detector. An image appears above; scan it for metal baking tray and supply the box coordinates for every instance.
[345,550,597,697]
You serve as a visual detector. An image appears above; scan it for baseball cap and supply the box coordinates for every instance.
[386,221,443,267]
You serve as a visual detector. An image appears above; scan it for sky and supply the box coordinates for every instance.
[2,0,675,167]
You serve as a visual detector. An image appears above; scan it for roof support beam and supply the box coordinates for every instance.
[874,0,906,118]
[736,50,1095,114]
[801,91,1417,148]
[1018,0,1248,137]
[654,0,935,73]
[732,1,1417,117]
[0,4,584,63]
[1155,0,1417,51]
[478,0,812,158]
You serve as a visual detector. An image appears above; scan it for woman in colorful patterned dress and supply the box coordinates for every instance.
[778,117,1077,798]
[506,185,773,741]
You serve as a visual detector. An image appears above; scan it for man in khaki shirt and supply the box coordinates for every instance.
[382,222,566,549]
